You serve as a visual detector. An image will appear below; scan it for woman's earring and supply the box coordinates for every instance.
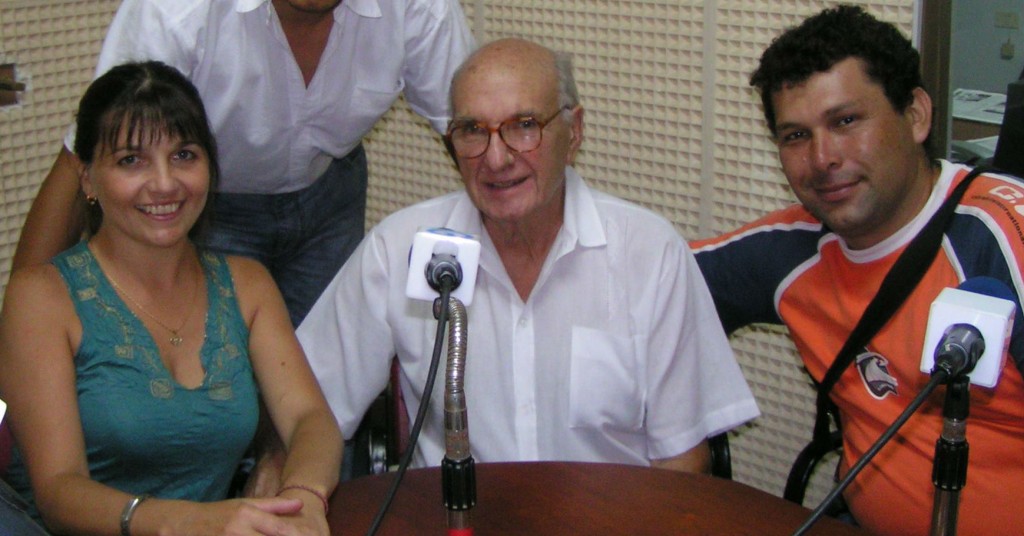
[86,195,98,206]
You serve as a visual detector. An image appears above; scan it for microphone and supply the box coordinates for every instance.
[919,277,1016,387]
[426,240,463,292]
[932,324,984,379]
[921,278,1015,535]
[406,227,479,534]
[793,277,1017,536]
[406,227,481,304]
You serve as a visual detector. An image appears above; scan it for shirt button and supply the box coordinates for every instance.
[518,317,528,327]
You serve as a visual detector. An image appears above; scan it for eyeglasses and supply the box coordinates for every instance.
[445,107,570,159]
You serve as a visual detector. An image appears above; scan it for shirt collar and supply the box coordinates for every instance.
[839,159,955,262]
[341,0,382,18]
[447,192,485,237]
[237,0,380,19]
[447,166,607,282]
[236,0,268,12]
[562,166,607,249]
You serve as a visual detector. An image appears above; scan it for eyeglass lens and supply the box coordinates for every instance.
[449,108,565,158]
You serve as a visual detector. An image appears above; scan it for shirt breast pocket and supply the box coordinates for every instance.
[347,84,402,133]
[568,326,645,432]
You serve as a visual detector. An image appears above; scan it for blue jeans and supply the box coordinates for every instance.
[0,478,48,535]
[203,146,367,481]
[202,145,368,327]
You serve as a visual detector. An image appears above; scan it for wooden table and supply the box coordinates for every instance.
[327,461,866,535]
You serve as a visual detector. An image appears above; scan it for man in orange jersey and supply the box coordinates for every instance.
[692,6,1024,535]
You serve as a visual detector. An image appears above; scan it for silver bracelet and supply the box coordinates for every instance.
[119,494,150,536]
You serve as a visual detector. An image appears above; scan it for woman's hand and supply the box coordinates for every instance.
[277,487,331,536]
[157,496,328,536]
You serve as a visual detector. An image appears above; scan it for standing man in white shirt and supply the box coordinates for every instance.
[13,0,475,328]
[297,38,760,471]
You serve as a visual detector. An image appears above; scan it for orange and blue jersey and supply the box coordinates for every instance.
[693,161,1024,536]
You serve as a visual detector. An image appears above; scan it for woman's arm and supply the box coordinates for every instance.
[0,264,322,536]
[230,256,343,528]
[0,264,120,533]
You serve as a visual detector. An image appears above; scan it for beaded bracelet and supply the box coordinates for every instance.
[278,484,329,514]
[119,493,150,536]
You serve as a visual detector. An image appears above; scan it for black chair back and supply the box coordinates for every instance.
[994,80,1024,178]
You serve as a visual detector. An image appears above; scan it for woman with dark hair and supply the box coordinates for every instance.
[0,61,341,535]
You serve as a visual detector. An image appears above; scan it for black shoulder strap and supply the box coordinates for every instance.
[810,166,990,445]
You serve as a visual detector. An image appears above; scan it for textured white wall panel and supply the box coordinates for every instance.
[0,0,119,292]
[0,0,919,509]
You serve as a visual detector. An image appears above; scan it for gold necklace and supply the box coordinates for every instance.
[105,262,201,347]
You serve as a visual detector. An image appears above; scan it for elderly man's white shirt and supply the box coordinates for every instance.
[74,0,474,193]
[298,167,759,467]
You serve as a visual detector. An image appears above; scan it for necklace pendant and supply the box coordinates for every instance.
[169,334,183,347]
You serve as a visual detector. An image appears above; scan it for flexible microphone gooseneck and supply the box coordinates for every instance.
[441,296,475,536]
[365,263,461,536]
[426,248,477,534]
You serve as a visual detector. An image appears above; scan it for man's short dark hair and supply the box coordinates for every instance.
[749,5,924,137]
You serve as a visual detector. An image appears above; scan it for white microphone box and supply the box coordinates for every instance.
[920,287,1015,388]
[406,227,481,305]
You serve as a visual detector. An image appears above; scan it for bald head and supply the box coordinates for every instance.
[450,38,579,115]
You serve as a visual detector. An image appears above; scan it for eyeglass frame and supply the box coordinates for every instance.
[444,106,572,159]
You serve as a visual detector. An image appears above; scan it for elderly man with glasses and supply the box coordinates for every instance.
[297,38,759,472]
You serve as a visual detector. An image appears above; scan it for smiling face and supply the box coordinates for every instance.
[82,126,210,249]
[449,39,583,233]
[772,57,935,249]
[73,62,220,241]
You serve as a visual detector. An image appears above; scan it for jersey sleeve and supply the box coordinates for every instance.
[948,171,1024,376]
[691,207,823,334]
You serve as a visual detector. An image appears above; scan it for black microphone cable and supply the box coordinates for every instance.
[792,368,952,536]
[366,277,455,536]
